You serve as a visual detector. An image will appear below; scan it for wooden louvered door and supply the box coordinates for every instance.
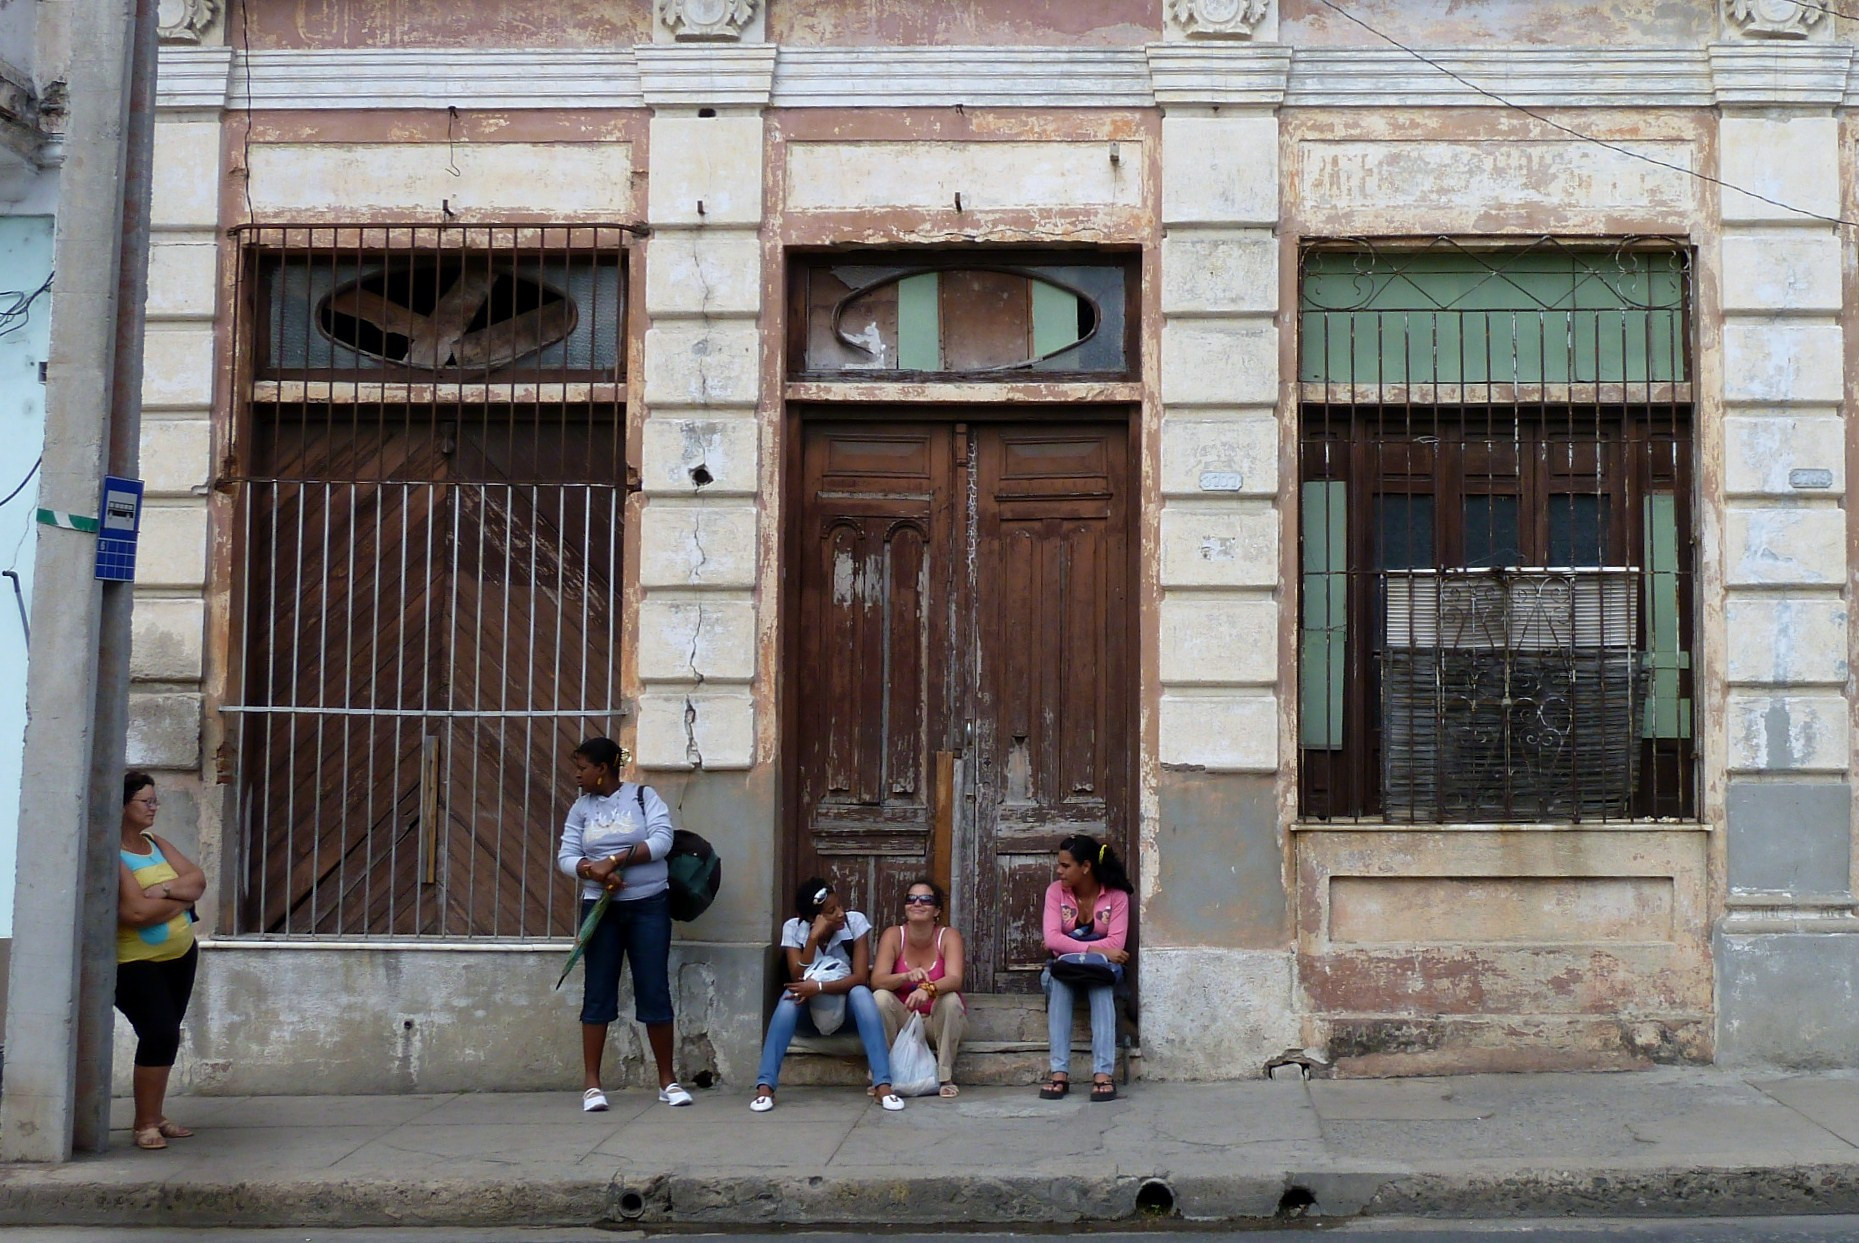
[239,410,622,935]
[791,416,1133,991]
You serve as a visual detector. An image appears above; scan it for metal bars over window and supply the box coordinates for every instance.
[227,224,629,936]
[1297,238,1697,824]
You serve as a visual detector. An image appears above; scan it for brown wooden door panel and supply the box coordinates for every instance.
[970,425,1130,992]
[792,416,1131,993]
[795,424,953,925]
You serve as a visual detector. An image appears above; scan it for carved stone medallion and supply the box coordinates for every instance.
[158,0,221,44]
[1724,0,1826,38]
[1165,0,1272,40]
[658,0,762,42]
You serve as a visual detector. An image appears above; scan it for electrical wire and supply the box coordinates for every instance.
[0,457,39,510]
[0,272,53,340]
[1310,0,1859,232]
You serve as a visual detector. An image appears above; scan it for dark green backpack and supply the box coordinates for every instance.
[634,784,721,922]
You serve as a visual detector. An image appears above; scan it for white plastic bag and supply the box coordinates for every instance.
[801,954,851,1034]
[888,1012,940,1097]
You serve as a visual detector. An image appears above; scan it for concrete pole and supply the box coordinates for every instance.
[0,0,153,1163]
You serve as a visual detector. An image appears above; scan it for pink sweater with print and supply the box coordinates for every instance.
[1041,880,1129,956]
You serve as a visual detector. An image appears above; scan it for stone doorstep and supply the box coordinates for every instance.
[781,992,1135,1087]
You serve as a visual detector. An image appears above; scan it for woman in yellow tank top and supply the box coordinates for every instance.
[116,771,206,1150]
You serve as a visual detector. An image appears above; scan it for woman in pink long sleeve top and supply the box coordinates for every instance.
[1038,834,1133,1102]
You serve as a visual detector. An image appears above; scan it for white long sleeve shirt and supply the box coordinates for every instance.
[557,783,674,903]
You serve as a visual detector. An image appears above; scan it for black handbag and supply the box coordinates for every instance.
[1050,952,1119,987]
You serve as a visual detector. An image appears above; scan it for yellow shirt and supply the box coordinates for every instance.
[117,834,196,964]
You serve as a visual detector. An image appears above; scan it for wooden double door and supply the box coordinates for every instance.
[790,415,1133,992]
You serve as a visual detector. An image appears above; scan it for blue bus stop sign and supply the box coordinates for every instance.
[95,475,144,582]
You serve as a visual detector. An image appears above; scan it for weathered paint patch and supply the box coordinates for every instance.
[770,0,1157,46]
[1328,876,1676,944]
[1147,771,1286,948]
[786,142,1142,213]
[116,940,768,1095]
[1725,779,1854,895]
[1281,0,1712,48]
[246,0,652,49]
[1717,931,1859,1068]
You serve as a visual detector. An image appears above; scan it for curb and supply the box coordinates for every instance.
[8,1165,1859,1229]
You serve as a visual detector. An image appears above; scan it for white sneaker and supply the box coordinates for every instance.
[749,1092,775,1113]
[878,1092,905,1112]
[659,1082,694,1107]
[581,1088,609,1113]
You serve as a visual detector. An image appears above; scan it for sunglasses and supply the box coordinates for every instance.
[903,894,938,906]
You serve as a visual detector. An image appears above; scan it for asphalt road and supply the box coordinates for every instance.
[18,1221,1859,1243]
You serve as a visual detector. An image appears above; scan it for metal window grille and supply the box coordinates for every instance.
[1297,237,1697,823]
[226,224,630,936]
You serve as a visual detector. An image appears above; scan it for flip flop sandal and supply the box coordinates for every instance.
[1038,1075,1070,1100]
[156,1120,194,1139]
[939,1082,960,1098]
[1090,1080,1118,1102]
[132,1126,167,1150]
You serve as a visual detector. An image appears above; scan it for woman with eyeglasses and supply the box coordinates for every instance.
[115,771,206,1149]
[1038,834,1132,1103]
[749,877,903,1113]
[872,878,967,1097]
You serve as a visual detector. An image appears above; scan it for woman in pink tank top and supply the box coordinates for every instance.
[872,878,968,1097]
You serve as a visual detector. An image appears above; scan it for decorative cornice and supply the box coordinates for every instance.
[656,0,762,43]
[773,47,1153,108]
[1164,0,1276,43]
[156,45,233,111]
[633,43,776,108]
[1709,42,1852,106]
[159,43,1859,116]
[158,0,222,45]
[228,49,645,110]
[1286,48,1715,107]
[1147,44,1292,106]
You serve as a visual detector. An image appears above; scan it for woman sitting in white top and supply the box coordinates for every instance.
[749,877,903,1113]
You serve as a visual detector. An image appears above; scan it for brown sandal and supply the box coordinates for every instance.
[1038,1074,1070,1100]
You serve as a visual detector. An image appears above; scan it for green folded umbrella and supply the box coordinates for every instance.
[555,887,613,990]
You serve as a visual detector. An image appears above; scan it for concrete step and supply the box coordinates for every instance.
[778,991,1134,1088]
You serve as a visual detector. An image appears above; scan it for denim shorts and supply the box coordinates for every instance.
[579,890,674,1026]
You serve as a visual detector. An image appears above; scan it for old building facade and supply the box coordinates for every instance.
[120,0,1855,1090]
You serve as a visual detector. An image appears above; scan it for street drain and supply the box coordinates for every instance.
[614,1189,648,1219]
[1277,1185,1317,1219]
[1135,1178,1176,1216]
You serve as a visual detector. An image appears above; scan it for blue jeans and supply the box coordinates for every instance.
[1042,967,1117,1079]
[755,984,891,1092]
[579,892,674,1026]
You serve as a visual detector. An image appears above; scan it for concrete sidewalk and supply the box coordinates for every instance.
[9,1069,1859,1229]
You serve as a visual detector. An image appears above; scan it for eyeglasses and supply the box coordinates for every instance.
[903,895,938,906]
[132,796,158,808]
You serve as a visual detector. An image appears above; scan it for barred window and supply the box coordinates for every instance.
[227,225,630,936]
[1297,239,1697,823]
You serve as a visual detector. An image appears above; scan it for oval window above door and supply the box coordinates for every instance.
[317,261,579,373]
[799,258,1130,377]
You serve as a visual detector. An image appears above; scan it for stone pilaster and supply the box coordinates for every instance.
[128,47,232,871]
[632,45,774,774]
[1139,43,1300,1078]
[1709,43,1859,1064]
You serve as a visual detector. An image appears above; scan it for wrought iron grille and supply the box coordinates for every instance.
[226,224,630,936]
[1297,238,1697,823]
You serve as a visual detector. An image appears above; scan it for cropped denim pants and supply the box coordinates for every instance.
[755,983,892,1092]
[1042,967,1117,1079]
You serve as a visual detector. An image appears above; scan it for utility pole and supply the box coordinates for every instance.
[0,0,156,1162]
